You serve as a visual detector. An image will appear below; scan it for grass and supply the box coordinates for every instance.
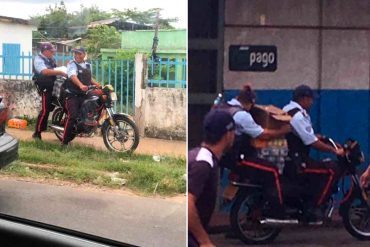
[0,140,186,196]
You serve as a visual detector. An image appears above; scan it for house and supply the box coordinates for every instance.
[101,29,186,87]
[0,16,37,78]
[54,37,82,54]
[101,29,186,60]
[88,18,152,31]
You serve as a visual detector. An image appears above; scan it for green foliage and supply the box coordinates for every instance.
[84,26,121,58]
[30,3,178,40]
[1,140,185,195]
[30,1,70,39]
[111,8,178,29]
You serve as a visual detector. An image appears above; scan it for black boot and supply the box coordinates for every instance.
[32,132,42,140]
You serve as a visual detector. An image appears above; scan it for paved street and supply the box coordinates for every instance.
[0,177,186,247]
[211,226,370,247]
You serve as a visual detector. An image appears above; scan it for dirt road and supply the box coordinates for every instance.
[7,128,186,158]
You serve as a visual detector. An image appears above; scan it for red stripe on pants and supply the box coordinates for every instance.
[303,168,334,205]
[37,93,46,132]
[62,99,71,143]
[240,160,283,205]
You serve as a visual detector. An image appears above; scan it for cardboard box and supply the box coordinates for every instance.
[250,104,291,130]
[249,105,291,149]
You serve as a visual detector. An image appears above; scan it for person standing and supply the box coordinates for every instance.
[188,109,235,247]
[32,42,67,140]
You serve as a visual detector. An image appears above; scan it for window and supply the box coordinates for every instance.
[2,43,20,75]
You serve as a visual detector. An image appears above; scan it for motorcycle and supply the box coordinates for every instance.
[228,138,370,244]
[50,84,139,152]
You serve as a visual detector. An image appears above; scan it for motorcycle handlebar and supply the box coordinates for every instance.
[84,85,99,94]
[321,136,340,151]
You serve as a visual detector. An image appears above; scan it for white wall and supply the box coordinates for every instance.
[0,21,37,79]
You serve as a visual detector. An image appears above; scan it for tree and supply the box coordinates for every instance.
[111,8,178,29]
[69,5,111,27]
[84,25,121,58]
[30,1,70,39]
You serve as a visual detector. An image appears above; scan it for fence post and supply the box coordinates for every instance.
[134,53,148,137]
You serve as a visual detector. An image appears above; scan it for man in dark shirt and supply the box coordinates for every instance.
[188,109,235,247]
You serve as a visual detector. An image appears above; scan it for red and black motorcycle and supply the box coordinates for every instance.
[228,138,370,244]
[50,84,139,152]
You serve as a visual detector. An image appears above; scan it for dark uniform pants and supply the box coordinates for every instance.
[35,87,54,133]
[188,233,199,247]
[62,95,84,144]
[236,157,284,216]
[302,157,342,206]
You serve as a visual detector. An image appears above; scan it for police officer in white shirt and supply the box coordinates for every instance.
[283,84,344,222]
[226,85,290,160]
[220,84,291,219]
[32,42,67,140]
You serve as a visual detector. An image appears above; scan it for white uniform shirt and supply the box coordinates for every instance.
[227,98,264,138]
[33,53,51,74]
[283,101,318,145]
[67,60,91,78]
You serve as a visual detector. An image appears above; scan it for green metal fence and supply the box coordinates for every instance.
[148,58,187,88]
[1,53,187,114]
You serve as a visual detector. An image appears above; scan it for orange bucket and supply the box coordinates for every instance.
[7,118,28,129]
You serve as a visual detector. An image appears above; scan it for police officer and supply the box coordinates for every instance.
[226,84,291,159]
[62,47,100,146]
[188,109,235,247]
[220,85,290,219]
[32,42,67,140]
[282,84,344,222]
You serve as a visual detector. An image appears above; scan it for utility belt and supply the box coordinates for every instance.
[33,75,56,94]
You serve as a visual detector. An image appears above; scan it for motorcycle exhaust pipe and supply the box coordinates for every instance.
[50,125,64,132]
[260,218,299,225]
[260,218,323,226]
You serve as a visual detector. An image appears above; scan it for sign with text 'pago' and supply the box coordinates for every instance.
[229,45,277,72]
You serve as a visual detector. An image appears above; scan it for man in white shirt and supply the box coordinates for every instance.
[32,43,67,140]
[62,47,100,146]
[188,109,235,247]
[283,84,344,222]
[220,85,290,219]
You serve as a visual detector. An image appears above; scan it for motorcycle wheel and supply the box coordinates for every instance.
[102,114,139,152]
[342,193,370,240]
[230,190,281,244]
[51,107,65,141]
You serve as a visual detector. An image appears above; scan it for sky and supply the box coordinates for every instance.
[0,0,187,28]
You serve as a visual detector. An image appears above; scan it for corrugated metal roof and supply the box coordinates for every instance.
[0,15,33,26]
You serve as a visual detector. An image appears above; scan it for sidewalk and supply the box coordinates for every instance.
[7,128,186,158]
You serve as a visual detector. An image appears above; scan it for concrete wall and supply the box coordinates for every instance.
[0,80,40,118]
[222,0,370,163]
[223,0,370,90]
[144,88,186,140]
[134,54,186,141]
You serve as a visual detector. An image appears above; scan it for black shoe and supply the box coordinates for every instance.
[61,142,69,148]
[304,207,324,225]
[32,132,42,140]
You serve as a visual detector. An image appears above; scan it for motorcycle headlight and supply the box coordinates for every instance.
[110,92,117,101]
